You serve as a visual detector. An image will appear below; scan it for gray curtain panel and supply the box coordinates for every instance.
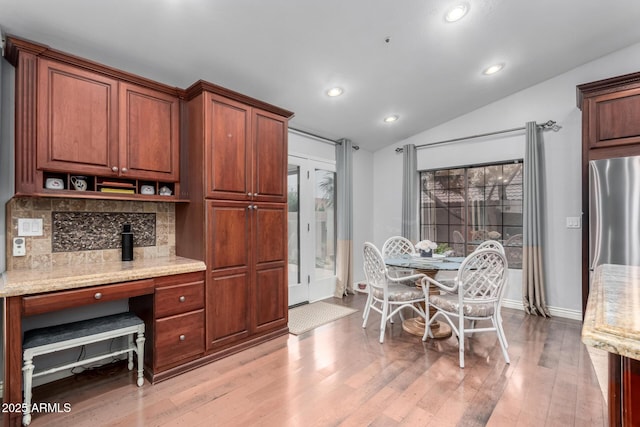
[401,143,418,242]
[334,138,354,297]
[522,122,550,317]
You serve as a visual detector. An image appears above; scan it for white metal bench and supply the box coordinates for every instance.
[22,312,145,426]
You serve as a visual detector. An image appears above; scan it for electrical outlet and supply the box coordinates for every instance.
[13,237,26,256]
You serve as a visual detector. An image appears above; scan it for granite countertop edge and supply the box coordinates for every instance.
[581,264,640,361]
[0,256,207,297]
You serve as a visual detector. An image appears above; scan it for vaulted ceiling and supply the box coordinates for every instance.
[2,0,640,151]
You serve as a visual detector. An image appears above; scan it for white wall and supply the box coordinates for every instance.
[352,147,373,285]
[369,41,640,318]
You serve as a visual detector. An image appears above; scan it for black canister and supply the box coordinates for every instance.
[121,223,134,261]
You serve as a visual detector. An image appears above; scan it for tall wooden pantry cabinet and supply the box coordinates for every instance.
[176,81,294,356]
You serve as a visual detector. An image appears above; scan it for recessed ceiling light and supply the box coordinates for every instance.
[384,115,399,123]
[445,3,469,22]
[327,87,343,97]
[483,63,505,75]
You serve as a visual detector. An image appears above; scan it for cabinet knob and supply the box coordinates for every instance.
[179,334,186,341]
[248,205,253,210]
[111,166,119,172]
[253,205,258,211]
[94,292,102,300]
[121,167,128,173]
[179,296,186,303]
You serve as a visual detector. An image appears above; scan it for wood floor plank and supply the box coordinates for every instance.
[26,295,606,426]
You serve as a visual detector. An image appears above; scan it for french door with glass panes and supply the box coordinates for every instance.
[288,156,337,306]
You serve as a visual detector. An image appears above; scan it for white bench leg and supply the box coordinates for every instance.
[136,329,145,387]
[22,357,34,426]
[127,334,134,370]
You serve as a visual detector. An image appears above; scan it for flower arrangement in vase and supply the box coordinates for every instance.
[415,240,437,257]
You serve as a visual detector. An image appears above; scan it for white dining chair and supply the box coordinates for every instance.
[362,242,428,343]
[476,239,505,253]
[422,248,510,368]
[382,236,417,278]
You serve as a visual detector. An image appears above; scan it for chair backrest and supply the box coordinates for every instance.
[381,236,416,258]
[475,239,505,254]
[363,242,388,290]
[457,248,508,303]
[505,234,522,246]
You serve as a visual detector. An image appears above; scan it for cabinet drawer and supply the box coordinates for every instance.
[22,279,155,316]
[155,310,205,368]
[155,280,204,317]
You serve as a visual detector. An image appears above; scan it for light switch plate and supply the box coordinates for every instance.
[13,237,26,256]
[566,216,581,229]
[18,218,44,236]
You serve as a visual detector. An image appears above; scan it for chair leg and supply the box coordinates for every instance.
[22,357,34,426]
[497,309,508,348]
[458,315,465,368]
[493,316,510,364]
[362,296,372,328]
[362,291,372,320]
[379,302,389,344]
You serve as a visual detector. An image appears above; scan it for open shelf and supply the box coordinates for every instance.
[39,172,187,202]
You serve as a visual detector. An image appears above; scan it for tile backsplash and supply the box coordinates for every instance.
[5,197,176,270]
[52,212,156,252]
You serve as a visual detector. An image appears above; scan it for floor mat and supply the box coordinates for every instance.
[288,301,358,335]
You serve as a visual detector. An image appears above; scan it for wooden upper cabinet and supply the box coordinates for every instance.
[37,58,119,176]
[119,82,180,181]
[253,110,287,203]
[205,94,251,200]
[204,92,288,202]
[578,72,640,159]
[584,87,640,150]
[37,59,181,182]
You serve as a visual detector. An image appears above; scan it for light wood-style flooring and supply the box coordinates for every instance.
[29,294,606,426]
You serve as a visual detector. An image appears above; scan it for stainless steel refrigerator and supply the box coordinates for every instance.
[589,155,640,271]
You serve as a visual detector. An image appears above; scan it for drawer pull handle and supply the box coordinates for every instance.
[94,292,102,300]
[179,334,186,341]
[179,296,186,303]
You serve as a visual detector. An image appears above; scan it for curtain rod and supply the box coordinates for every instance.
[394,120,558,153]
[289,127,360,150]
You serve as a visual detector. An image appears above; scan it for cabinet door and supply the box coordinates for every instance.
[205,94,251,200]
[585,87,640,150]
[37,58,118,176]
[252,202,288,333]
[119,83,180,181]
[253,109,288,203]
[206,200,251,349]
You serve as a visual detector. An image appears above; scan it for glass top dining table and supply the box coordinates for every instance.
[384,254,465,339]
[384,255,466,272]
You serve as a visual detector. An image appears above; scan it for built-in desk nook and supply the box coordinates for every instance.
[1,256,206,427]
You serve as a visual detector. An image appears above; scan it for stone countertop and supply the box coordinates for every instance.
[0,256,207,297]
[582,263,640,361]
